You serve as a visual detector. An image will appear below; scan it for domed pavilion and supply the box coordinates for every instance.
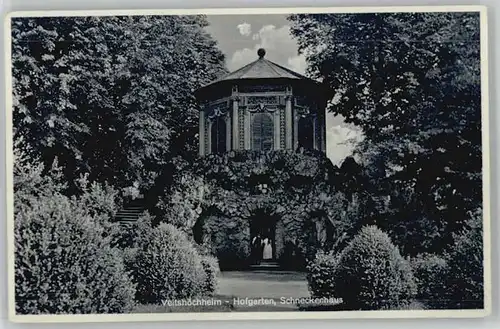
[195,48,328,156]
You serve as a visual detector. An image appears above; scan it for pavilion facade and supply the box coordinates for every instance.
[195,48,328,156]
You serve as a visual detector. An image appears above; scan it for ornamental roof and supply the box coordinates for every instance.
[201,48,311,88]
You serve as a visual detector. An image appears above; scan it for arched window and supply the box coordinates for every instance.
[252,113,274,151]
[210,117,226,154]
[298,116,314,149]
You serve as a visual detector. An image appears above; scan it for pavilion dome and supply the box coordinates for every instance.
[208,48,307,83]
[195,48,328,157]
[195,48,320,99]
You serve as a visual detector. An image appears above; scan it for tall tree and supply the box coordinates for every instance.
[288,12,481,254]
[11,15,227,193]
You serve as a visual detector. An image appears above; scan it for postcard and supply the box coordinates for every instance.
[4,5,491,323]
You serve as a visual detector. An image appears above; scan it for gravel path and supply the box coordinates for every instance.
[216,270,310,311]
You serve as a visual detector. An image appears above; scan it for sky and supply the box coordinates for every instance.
[205,14,363,166]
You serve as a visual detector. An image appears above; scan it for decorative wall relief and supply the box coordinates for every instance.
[246,95,279,105]
[207,102,229,119]
[280,107,286,149]
[239,107,245,149]
[239,84,286,93]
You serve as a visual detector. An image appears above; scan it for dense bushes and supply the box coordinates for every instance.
[332,226,416,310]
[200,255,220,296]
[409,210,483,310]
[410,253,448,309]
[445,209,484,309]
[15,193,136,314]
[306,251,339,298]
[201,215,250,270]
[14,147,136,314]
[131,223,208,303]
[306,217,484,311]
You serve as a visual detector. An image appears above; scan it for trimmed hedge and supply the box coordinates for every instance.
[14,194,136,314]
[132,223,207,303]
[306,251,339,298]
[333,225,416,310]
[201,255,220,296]
[410,253,448,309]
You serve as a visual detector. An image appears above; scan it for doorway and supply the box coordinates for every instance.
[249,209,277,261]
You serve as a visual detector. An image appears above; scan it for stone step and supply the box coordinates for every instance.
[249,261,281,271]
[116,210,143,215]
[115,198,146,224]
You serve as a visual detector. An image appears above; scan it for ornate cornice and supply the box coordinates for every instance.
[246,104,279,113]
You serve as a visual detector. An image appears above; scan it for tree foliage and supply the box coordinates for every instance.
[11,15,227,192]
[288,12,482,255]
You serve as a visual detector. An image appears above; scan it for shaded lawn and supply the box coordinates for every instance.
[132,270,310,313]
[217,270,310,300]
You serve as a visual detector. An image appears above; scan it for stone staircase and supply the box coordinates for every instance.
[115,198,146,226]
[249,260,281,271]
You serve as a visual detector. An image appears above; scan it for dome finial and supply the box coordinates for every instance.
[257,48,266,59]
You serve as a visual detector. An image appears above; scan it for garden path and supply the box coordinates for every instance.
[216,270,310,311]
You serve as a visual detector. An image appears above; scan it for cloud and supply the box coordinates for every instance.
[326,114,364,166]
[229,24,306,74]
[287,56,307,76]
[237,22,252,37]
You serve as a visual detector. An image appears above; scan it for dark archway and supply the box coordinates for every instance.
[249,208,279,260]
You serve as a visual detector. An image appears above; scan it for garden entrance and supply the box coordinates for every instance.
[249,210,278,261]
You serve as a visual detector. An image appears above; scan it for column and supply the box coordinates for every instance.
[274,110,280,150]
[207,121,212,155]
[199,109,205,156]
[225,112,231,152]
[285,95,293,149]
[232,97,239,150]
[293,112,299,150]
[244,110,251,149]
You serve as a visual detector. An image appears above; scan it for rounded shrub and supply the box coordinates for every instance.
[410,253,448,309]
[132,223,206,303]
[333,225,416,310]
[200,255,220,296]
[306,251,339,298]
[445,209,483,309]
[14,194,136,314]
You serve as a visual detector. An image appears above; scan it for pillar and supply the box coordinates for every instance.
[232,85,239,150]
[293,112,299,150]
[207,120,212,155]
[232,98,239,150]
[285,95,293,149]
[199,109,205,156]
[274,110,280,150]
[225,112,231,152]
[244,110,251,149]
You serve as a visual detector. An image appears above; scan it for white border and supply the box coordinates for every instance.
[3,5,491,323]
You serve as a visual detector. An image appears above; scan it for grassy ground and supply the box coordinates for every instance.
[131,270,427,313]
[133,270,310,313]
